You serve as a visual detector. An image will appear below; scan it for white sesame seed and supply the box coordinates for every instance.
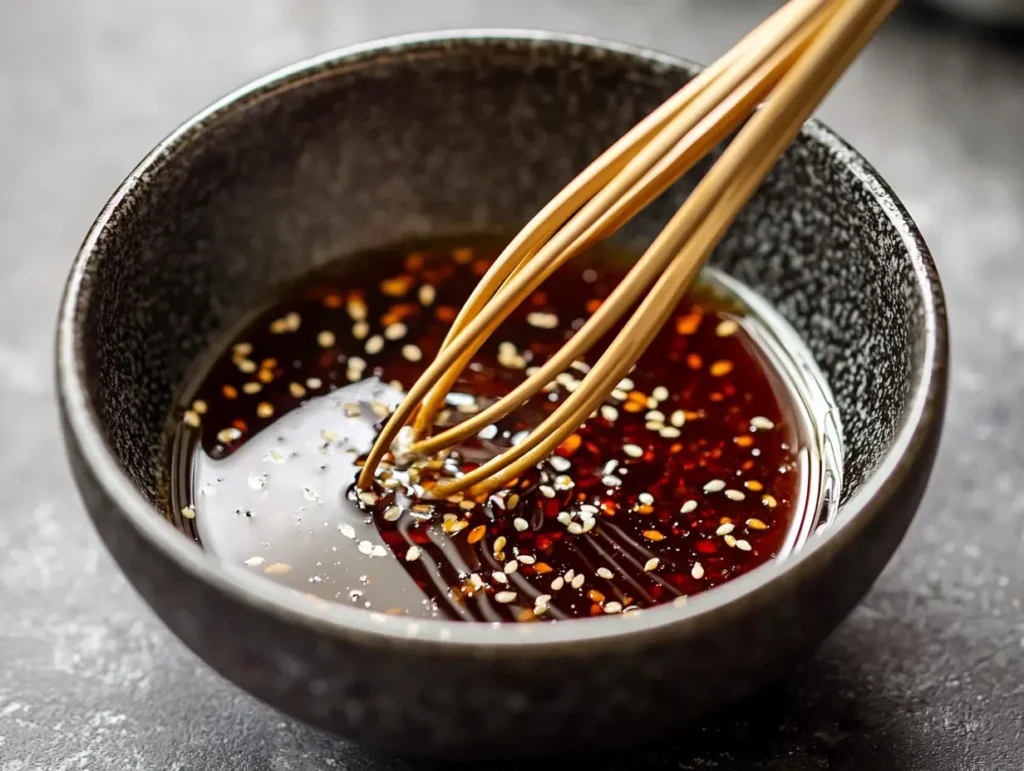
[352,321,369,340]
[406,546,421,562]
[716,319,739,337]
[518,555,536,565]
[623,443,644,459]
[418,284,436,306]
[646,410,665,423]
[181,505,196,519]
[645,421,665,432]
[638,492,654,506]
[526,311,559,329]
[567,522,584,535]
[580,504,599,515]
[357,541,373,556]
[681,500,698,514]
[549,455,572,473]
[671,410,686,427]
[556,511,572,525]
[237,358,257,374]
[551,577,565,591]
[514,517,529,532]
[339,524,356,539]
[244,556,264,566]
[600,404,619,422]
[539,485,556,499]
[365,335,384,355]
[618,378,634,391]
[751,416,775,431]
[383,506,401,522]
[736,539,753,551]
[371,544,388,557]
[571,573,586,589]
[724,534,737,547]
[493,536,507,554]
[725,489,746,501]
[504,560,519,574]
[611,389,629,402]
[495,591,517,604]
[317,330,336,348]
[384,322,407,341]
[217,427,242,444]
[704,479,726,493]
[492,571,508,584]
[581,518,596,533]
[358,491,379,505]
[716,522,735,536]
[644,557,660,572]
[183,410,201,428]
[652,386,669,402]
[604,602,623,614]
[593,567,612,580]
[692,562,705,580]
[306,377,322,389]
[347,298,367,321]
[535,594,552,606]
[565,569,575,582]
[602,475,622,488]
[660,427,681,439]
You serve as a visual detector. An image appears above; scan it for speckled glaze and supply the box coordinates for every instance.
[56,31,947,757]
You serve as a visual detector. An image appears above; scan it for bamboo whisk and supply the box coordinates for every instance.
[358,0,896,497]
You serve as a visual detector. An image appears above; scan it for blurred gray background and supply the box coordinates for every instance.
[1,1,1022,769]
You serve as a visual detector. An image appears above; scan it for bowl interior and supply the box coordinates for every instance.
[74,35,928,550]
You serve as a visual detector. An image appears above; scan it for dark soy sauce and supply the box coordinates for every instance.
[167,237,840,622]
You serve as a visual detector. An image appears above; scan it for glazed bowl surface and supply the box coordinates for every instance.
[57,30,947,757]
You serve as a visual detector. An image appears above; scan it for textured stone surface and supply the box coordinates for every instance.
[1,1,1022,769]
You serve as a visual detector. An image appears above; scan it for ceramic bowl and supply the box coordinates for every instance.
[57,31,948,758]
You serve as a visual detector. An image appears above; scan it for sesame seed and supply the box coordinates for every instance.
[242,382,262,394]
[183,410,201,427]
[618,378,634,391]
[495,591,517,604]
[716,319,739,337]
[365,335,384,355]
[518,555,536,565]
[352,321,369,340]
[611,388,628,401]
[384,322,407,341]
[181,505,196,519]
[217,427,242,444]
[604,602,623,614]
[535,593,552,606]
[371,544,388,557]
[671,410,686,427]
[659,427,681,439]
[317,330,336,348]
[681,499,698,514]
[343,402,361,417]
[339,524,355,539]
[581,518,596,533]
[643,530,666,541]
[704,479,726,493]
[237,358,257,374]
[264,562,291,575]
[652,386,669,402]
[256,402,274,419]
[597,567,614,579]
[539,485,556,498]
[504,560,519,574]
[623,443,644,459]
[746,518,768,530]
[526,311,559,329]
[358,491,379,505]
[402,344,422,362]
[556,511,572,525]
[751,416,775,430]
[406,546,421,562]
[600,405,619,422]
[347,298,367,321]
[736,539,752,552]
[551,577,565,591]
[514,517,529,532]
[763,494,778,508]
[383,506,401,522]
[289,382,306,398]
[638,492,654,506]
[549,455,572,473]
[646,410,666,423]
[493,536,507,555]
[644,557,660,572]
[725,489,746,501]
[602,475,622,488]
[306,377,322,389]
[233,343,252,357]
[571,574,585,589]
[357,541,373,556]
[459,500,476,511]
[244,556,264,566]
[716,522,735,536]
[724,534,738,547]
[565,569,575,582]
[691,562,705,580]
[418,284,436,306]
[646,421,665,432]
[567,522,584,535]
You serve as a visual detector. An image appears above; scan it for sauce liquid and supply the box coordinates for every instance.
[168,238,820,622]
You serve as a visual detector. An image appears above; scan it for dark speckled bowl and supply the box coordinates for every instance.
[56,31,947,758]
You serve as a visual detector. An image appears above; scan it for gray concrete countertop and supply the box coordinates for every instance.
[1,1,1022,769]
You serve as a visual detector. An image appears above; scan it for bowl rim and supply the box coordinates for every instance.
[56,28,948,653]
